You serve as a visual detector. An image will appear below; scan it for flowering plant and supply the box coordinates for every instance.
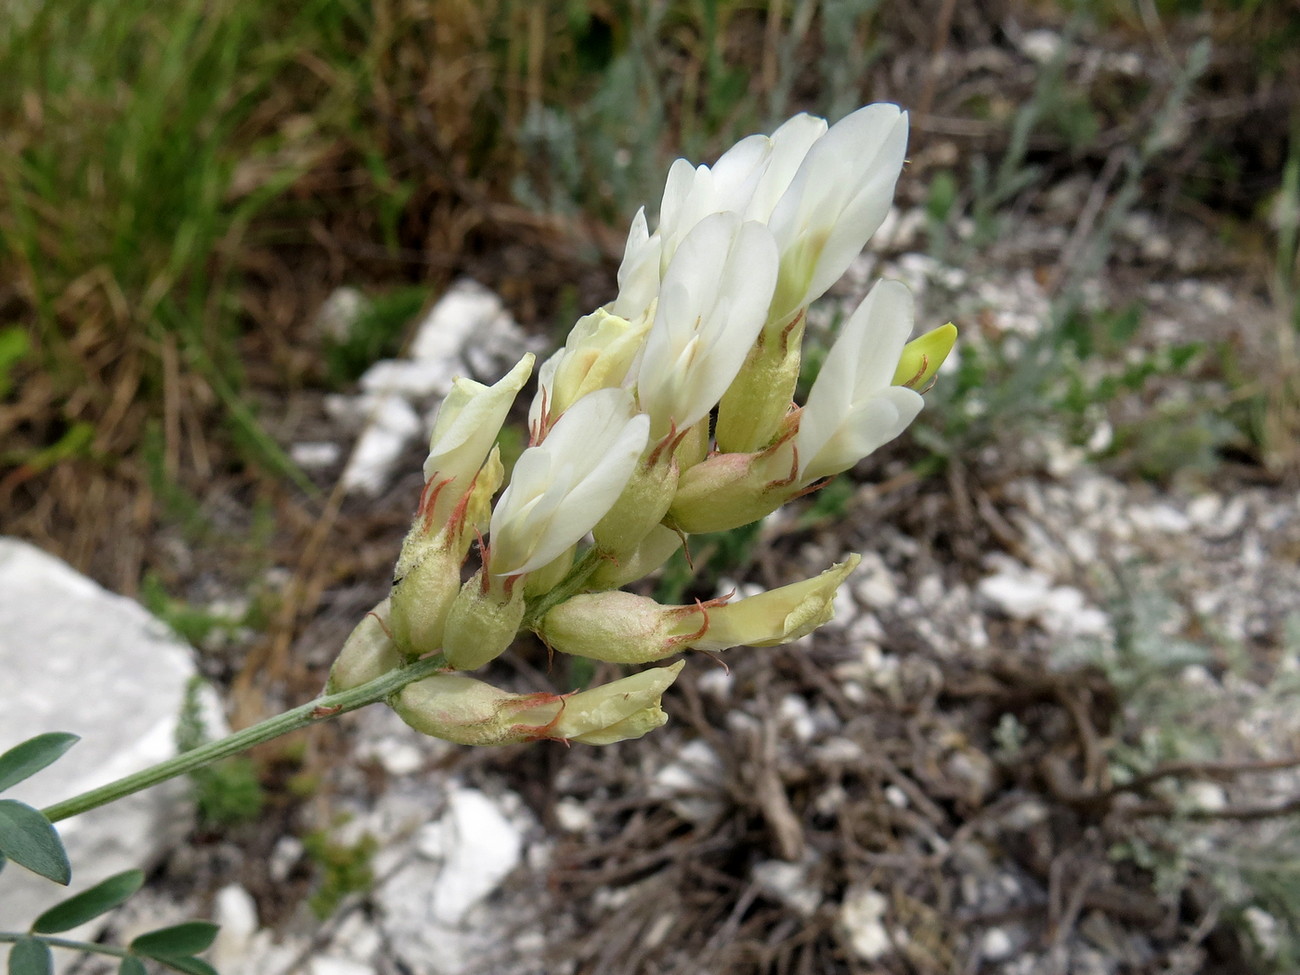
[345,102,957,746]
[0,103,955,974]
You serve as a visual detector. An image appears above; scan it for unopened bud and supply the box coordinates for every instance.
[389,544,464,657]
[553,662,684,744]
[666,440,798,534]
[326,599,403,692]
[441,570,526,671]
[690,556,860,651]
[714,310,807,454]
[539,591,711,664]
[393,661,684,746]
[592,444,679,560]
[892,322,957,389]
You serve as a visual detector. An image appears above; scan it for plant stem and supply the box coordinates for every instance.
[521,547,604,629]
[40,654,448,824]
[0,932,128,959]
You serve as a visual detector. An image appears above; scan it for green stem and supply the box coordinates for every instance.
[41,654,447,824]
[522,547,604,629]
[0,932,128,959]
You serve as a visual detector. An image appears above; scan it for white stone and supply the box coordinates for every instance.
[309,958,375,975]
[839,886,893,961]
[650,739,726,823]
[269,836,305,883]
[695,669,733,701]
[752,858,822,917]
[291,441,343,469]
[1127,503,1191,535]
[315,287,371,342]
[409,280,506,364]
[413,787,526,924]
[355,735,424,777]
[981,927,1016,960]
[210,884,260,974]
[338,394,422,496]
[777,695,816,744]
[0,539,212,958]
[554,798,595,834]
[358,358,455,399]
[1019,29,1062,63]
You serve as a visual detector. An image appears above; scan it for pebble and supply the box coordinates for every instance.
[839,886,893,961]
[752,857,823,917]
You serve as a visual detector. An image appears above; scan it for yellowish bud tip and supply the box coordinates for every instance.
[892,322,957,390]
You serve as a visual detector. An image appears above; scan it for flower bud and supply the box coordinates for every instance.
[553,662,683,744]
[690,556,860,651]
[389,542,464,657]
[795,280,924,482]
[393,674,564,746]
[539,591,712,663]
[393,662,684,746]
[326,599,403,692]
[892,322,957,389]
[591,444,679,561]
[587,525,683,590]
[415,354,531,539]
[665,438,799,535]
[713,309,806,453]
[541,558,857,661]
[529,307,651,440]
[441,569,527,671]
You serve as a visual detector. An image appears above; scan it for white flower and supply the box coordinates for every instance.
[423,353,533,488]
[528,307,651,439]
[489,387,649,576]
[795,280,924,482]
[634,212,778,439]
[609,207,663,323]
[767,104,909,323]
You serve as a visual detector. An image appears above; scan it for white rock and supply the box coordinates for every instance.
[409,280,506,365]
[777,695,816,744]
[851,552,898,609]
[839,886,893,961]
[0,539,215,960]
[981,927,1016,961]
[338,394,422,496]
[269,836,305,883]
[291,441,343,469]
[358,358,454,399]
[752,858,822,917]
[978,559,1109,638]
[554,798,595,834]
[309,958,375,975]
[1184,781,1227,812]
[695,669,733,702]
[1019,29,1062,64]
[210,885,260,973]
[355,735,424,777]
[413,787,526,924]
[1127,502,1191,535]
[650,739,727,823]
[315,287,372,342]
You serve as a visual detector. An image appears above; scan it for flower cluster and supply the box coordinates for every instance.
[327,103,956,747]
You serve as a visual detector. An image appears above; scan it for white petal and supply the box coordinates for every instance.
[490,388,649,575]
[423,353,533,484]
[746,113,827,222]
[637,214,778,434]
